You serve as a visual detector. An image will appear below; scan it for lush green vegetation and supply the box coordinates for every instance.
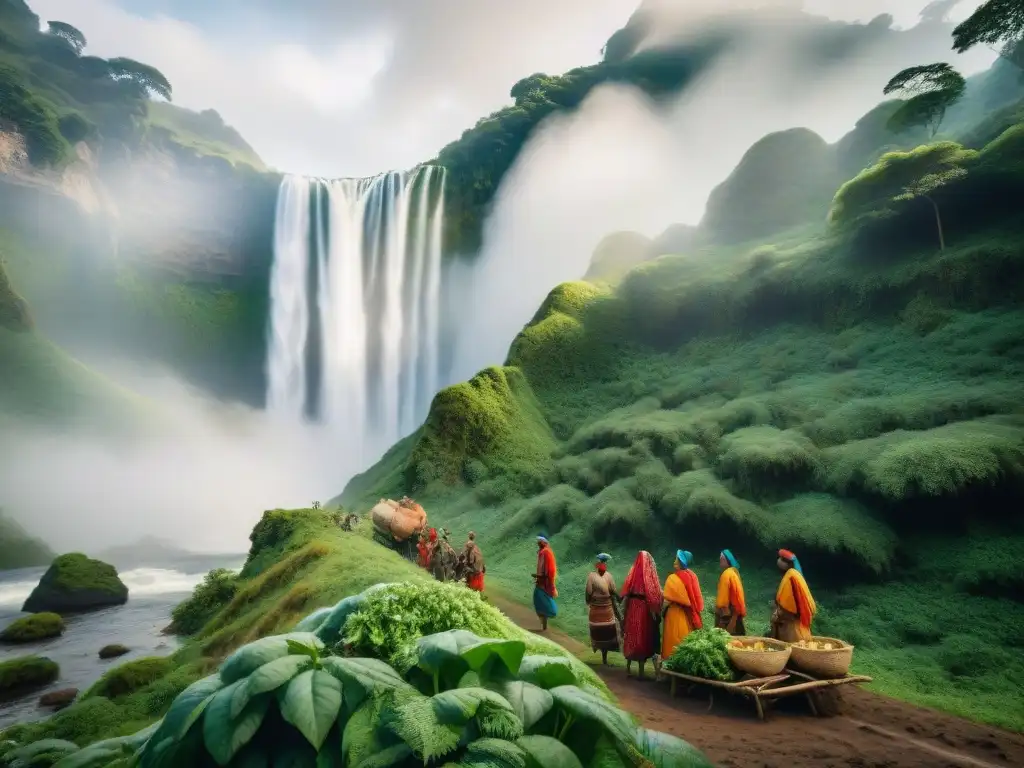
[0,655,59,696]
[0,612,64,643]
[0,1,261,170]
[0,509,53,570]
[168,568,239,636]
[84,657,174,701]
[341,57,1024,730]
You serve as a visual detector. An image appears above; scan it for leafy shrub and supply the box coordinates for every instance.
[0,655,59,694]
[57,111,94,143]
[85,657,173,700]
[663,628,735,682]
[716,426,822,494]
[39,626,712,768]
[0,612,64,643]
[169,568,238,635]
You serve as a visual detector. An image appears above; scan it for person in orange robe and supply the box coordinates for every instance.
[714,549,746,636]
[771,548,817,642]
[533,534,558,631]
[661,550,704,660]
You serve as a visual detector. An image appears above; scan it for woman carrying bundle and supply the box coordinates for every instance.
[621,550,662,680]
[715,549,746,636]
[771,548,817,642]
[584,553,621,664]
[661,550,704,660]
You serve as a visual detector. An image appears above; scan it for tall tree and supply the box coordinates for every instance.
[883,63,966,137]
[106,57,173,101]
[894,165,967,250]
[46,20,86,55]
[952,0,1024,70]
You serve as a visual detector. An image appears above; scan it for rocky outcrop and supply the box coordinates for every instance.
[22,553,128,614]
[98,644,130,659]
[39,687,78,710]
[0,612,64,643]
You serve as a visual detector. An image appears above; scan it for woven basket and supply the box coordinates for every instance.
[788,636,854,679]
[726,637,792,677]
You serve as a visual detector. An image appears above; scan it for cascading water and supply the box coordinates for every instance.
[265,166,446,469]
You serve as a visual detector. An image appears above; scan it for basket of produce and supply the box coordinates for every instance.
[727,637,791,677]
[788,636,854,679]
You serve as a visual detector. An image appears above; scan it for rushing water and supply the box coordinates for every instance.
[265,166,446,467]
[0,557,243,730]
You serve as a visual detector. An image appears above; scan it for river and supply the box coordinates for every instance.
[0,555,244,730]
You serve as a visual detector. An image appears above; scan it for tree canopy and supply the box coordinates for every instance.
[46,20,85,55]
[952,0,1024,53]
[107,56,173,101]
[883,63,966,137]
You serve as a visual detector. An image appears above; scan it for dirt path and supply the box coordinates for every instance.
[488,594,1024,768]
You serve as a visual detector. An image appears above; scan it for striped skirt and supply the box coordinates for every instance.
[588,600,621,652]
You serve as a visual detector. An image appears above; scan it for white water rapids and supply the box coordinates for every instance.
[265,166,446,470]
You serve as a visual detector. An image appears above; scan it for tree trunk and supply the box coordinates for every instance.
[926,195,945,250]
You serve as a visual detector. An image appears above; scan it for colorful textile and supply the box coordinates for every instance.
[662,567,705,658]
[466,571,485,592]
[776,567,816,630]
[536,543,558,597]
[463,542,485,574]
[676,550,693,568]
[721,549,740,570]
[778,548,804,575]
[596,553,611,562]
[621,551,662,661]
[716,567,746,617]
[533,586,558,617]
[417,539,430,569]
[586,570,620,652]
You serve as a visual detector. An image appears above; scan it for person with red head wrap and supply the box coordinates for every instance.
[585,553,621,664]
[620,550,662,679]
[771,549,817,642]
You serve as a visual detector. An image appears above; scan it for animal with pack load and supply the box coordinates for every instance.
[370,497,427,561]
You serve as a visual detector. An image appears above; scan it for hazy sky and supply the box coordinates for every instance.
[27,0,986,177]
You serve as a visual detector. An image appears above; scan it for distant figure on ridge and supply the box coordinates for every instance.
[715,549,747,636]
[584,553,621,664]
[532,534,558,631]
[462,531,485,593]
[417,530,430,569]
[661,550,704,660]
[770,548,817,642]
[621,550,662,680]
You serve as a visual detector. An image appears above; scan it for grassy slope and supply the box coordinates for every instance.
[0,510,53,570]
[341,122,1024,731]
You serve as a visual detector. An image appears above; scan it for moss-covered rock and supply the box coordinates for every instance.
[98,644,130,660]
[0,612,64,643]
[22,553,128,614]
[584,231,654,283]
[0,655,59,696]
[84,656,172,700]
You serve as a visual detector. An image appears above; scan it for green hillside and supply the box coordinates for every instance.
[343,102,1024,730]
[0,509,53,570]
[0,0,263,170]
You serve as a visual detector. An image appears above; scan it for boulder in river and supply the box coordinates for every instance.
[39,687,78,710]
[98,643,130,659]
[0,655,59,696]
[0,612,64,643]
[21,553,129,614]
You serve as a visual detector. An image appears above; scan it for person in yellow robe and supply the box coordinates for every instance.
[714,549,746,636]
[661,550,704,660]
[770,548,817,642]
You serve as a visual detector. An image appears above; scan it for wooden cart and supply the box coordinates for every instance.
[661,667,872,720]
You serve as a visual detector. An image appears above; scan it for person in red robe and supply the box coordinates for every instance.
[620,550,662,679]
[463,532,486,592]
[533,534,558,631]
[416,531,430,569]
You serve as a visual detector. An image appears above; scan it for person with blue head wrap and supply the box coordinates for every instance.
[660,548,704,659]
[532,533,558,630]
[771,549,817,642]
[585,553,621,664]
[714,549,747,635]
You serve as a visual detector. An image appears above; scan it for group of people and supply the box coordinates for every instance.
[416,526,486,592]
[529,535,817,679]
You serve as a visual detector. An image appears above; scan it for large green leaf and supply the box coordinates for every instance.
[232,655,314,717]
[459,738,528,768]
[634,728,715,768]
[8,740,79,767]
[314,725,343,768]
[279,669,344,751]
[459,638,526,678]
[295,607,332,633]
[415,630,484,679]
[321,657,415,709]
[203,679,273,765]
[516,657,578,690]
[341,697,388,766]
[220,633,324,685]
[515,736,584,768]
[431,688,514,727]
[51,739,131,768]
[484,681,553,730]
[386,694,461,762]
[549,686,635,749]
[137,674,223,767]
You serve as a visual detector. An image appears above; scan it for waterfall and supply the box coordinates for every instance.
[265,166,446,467]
